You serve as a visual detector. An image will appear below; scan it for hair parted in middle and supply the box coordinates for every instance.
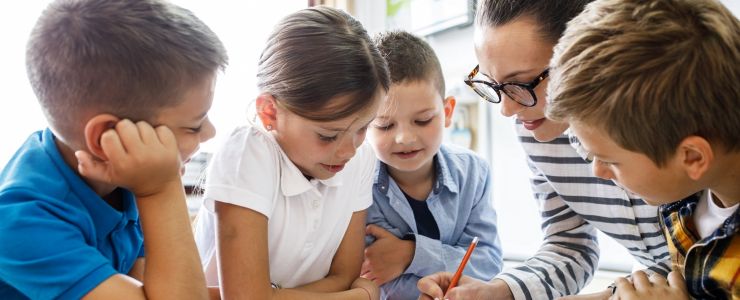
[374,30,446,98]
[475,0,594,43]
[257,6,390,122]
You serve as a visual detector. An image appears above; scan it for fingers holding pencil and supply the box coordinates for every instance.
[417,237,481,300]
[417,272,451,300]
[447,236,479,293]
[417,273,491,300]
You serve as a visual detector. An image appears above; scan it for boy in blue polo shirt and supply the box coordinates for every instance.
[0,0,227,299]
[362,31,502,300]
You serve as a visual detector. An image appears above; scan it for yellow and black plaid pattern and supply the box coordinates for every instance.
[660,192,739,300]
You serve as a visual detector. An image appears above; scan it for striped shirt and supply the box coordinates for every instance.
[495,122,671,299]
[660,191,739,299]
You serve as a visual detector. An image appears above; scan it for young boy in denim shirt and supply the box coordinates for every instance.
[0,0,227,298]
[547,0,739,298]
[363,31,502,300]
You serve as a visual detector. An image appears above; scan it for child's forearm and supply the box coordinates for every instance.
[136,180,208,300]
[292,274,355,293]
[207,287,221,300]
[273,277,377,300]
[270,287,374,300]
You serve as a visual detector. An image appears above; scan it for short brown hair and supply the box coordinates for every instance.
[547,0,740,166]
[27,0,228,142]
[374,31,445,98]
[257,6,389,122]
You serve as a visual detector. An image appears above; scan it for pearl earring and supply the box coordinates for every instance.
[266,124,273,130]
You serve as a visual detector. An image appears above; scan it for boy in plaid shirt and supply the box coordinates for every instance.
[546,0,739,299]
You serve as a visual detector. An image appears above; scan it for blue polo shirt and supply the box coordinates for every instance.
[0,129,144,299]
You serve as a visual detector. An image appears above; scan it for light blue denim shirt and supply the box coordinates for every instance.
[366,144,502,300]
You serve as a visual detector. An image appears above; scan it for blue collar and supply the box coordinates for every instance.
[661,191,739,239]
[373,148,459,197]
[42,128,139,240]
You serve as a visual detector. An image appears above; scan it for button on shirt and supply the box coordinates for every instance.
[194,125,375,288]
[0,129,144,300]
[366,143,503,300]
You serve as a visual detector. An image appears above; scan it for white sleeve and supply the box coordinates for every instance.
[351,142,375,212]
[203,127,280,218]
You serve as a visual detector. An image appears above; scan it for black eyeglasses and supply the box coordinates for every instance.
[464,65,549,107]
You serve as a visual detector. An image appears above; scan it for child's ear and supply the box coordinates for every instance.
[256,93,278,131]
[676,136,713,181]
[443,96,457,128]
[83,114,120,161]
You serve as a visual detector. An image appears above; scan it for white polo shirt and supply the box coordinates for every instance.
[193,125,375,288]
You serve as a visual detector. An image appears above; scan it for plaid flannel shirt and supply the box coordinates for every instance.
[660,191,739,299]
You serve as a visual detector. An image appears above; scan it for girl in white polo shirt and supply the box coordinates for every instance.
[193,6,390,300]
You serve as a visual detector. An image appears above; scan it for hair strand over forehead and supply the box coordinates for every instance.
[547,0,740,166]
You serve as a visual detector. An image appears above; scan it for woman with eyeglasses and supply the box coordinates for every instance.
[418,1,671,300]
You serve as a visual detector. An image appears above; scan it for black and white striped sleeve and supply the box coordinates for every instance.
[495,158,600,300]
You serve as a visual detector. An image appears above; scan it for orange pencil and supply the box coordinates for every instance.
[446,236,479,294]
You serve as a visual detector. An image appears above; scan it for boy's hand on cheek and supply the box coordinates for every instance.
[612,271,689,300]
[76,119,182,197]
[361,224,415,285]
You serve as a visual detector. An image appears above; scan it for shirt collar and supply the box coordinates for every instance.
[434,146,459,195]
[373,149,458,197]
[373,159,391,195]
[273,139,342,197]
[662,190,739,240]
[43,128,139,239]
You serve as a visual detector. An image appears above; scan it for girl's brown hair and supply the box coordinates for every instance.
[257,6,390,122]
